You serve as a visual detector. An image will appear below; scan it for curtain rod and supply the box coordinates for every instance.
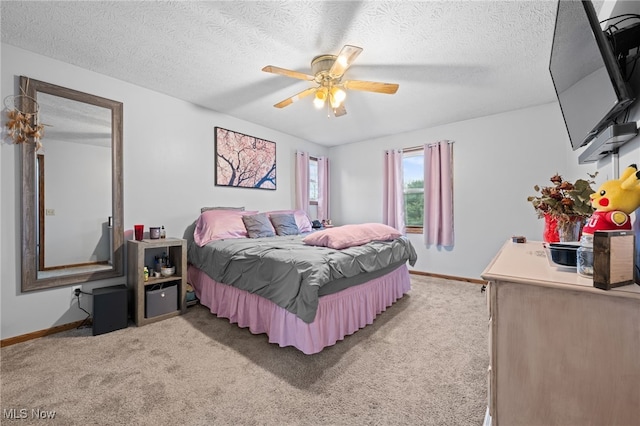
[403,141,454,152]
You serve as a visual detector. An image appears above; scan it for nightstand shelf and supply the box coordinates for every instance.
[127,238,187,326]
[142,276,180,286]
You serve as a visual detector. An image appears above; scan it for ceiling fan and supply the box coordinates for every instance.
[262,45,399,117]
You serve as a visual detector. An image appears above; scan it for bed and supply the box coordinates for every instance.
[185,208,417,354]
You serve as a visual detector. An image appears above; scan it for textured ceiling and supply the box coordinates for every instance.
[2,1,568,146]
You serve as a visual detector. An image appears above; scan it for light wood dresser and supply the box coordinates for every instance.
[481,240,640,426]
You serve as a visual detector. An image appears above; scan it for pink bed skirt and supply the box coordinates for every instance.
[187,264,411,355]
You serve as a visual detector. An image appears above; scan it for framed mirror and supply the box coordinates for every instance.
[20,76,123,291]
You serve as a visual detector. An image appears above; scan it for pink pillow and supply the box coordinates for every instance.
[302,223,402,249]
[266,209,313,233]
[193,209,258,247]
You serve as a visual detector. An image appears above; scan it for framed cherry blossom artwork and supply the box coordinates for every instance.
[214,127,276,190]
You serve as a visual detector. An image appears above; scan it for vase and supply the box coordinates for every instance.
[543,214,559,243]
[557,217,583,242]
[543,215,583,242]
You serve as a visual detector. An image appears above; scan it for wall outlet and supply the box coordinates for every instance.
[72,285,81,296]
[45,209,55,216]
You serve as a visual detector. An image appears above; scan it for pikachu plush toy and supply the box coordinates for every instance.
[582,164,640,235]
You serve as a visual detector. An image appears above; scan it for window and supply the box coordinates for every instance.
[403,150,424,232]
[309,157,319,204]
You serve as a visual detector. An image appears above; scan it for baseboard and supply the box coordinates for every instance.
[0,319,89,348]
[2,271,482,347]
[409,269,488,285]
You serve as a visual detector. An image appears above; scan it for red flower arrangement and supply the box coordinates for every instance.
[527,172,597,242]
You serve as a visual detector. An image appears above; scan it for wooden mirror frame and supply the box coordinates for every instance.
[20,76,124,291]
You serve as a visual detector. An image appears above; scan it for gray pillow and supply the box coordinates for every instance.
[242,213,275,238]
[269,213,300,236]
[201,206,245,214]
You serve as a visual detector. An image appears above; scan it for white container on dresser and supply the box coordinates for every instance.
[481,240,640,426]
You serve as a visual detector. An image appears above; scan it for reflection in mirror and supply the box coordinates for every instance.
[37,94,112,278]
[21,76,123,291]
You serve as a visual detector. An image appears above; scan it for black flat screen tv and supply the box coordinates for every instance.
[549,0,635,150]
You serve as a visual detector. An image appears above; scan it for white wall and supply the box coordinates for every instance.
[1,44,327,339]
[329,102,596,279]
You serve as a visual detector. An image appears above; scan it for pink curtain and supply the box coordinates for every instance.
[317,157,329,221]
[424,141,454,246]
[383,149,405,232]
[295,151,309,212]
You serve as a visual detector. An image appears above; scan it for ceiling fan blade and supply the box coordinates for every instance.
[329,45,363,78]
[343,80,399,94]
[262,66,315,81]
[273,87,317,108]
[333,104,347,117]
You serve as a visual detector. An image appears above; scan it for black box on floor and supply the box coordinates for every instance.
[93,284,128,336]
[145,283,178,318]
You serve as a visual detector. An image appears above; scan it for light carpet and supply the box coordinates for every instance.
[1,275,489,425]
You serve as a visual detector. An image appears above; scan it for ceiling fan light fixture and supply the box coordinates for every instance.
[316,89,327,101]
[263,45,397,117]
[329,86,346,108]
[332,87,346,104]
[314,88,328,108]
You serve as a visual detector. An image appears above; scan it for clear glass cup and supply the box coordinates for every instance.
[577,234,594,277]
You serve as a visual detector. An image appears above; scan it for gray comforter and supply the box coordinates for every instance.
[186,229,417,323]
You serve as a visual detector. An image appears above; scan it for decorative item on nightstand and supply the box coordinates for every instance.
[161,265,175,277]
[134,224,144,241]
[149,227,161,239]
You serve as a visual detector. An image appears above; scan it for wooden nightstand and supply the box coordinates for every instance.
[127,238,187,326]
